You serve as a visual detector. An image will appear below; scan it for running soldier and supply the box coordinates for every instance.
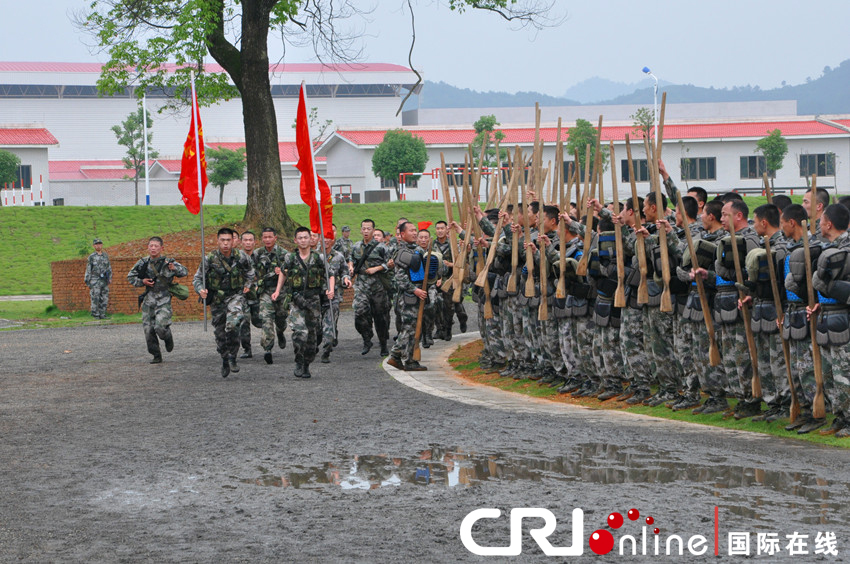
[256,227,288,364]
[85,238,112,319]
[387,221,428,371]
[127,236,188,363]
[320,236,350,363]
[350,219,392,357]
[238,230,262,359]
[194,228,255,378]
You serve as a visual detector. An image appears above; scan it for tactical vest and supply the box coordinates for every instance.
[288,252,324,293]
[207,252,245,294]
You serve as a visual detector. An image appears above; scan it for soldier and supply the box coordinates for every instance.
[432,220,468,339]
[320,236,351,363]
[281,226,331,378]
[238,230,262,359]
[416,227,443,348]
[802,187,831,238]
[350,219,392,357]
[85,238,112,319]
[387,221,428,371]
[194,227,255,378]
[256,227,288,364]
[127,236,188,364]
[332,224,354,264]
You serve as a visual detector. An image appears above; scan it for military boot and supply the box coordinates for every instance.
[240,347,252,359]
[320,350,331,364]
[361,340,373,355]
[404,360,428,371]
[797,417,827,434]
[301,363,312,379]
[221,358,230,378]
[733,399,762,420]
[150,355,162,365]
[264,351,273,364]
[379,340,389,357]
[229,356,240,373]
[277,332,286,349]
[387,356,404,370]
[164,333,174,353]
[294,354,304,377]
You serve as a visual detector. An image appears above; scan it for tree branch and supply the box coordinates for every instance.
[396,0,421,117]
[205,0,243,90]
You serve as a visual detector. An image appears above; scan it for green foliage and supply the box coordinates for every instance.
[0,149,21,187]
[471,114,506,167]
[565,118,608,174]
[111,105,159,205]
[755,129,789,177]
[291,107,334,147]
[207,147,247,205]
[371,130,428,200]
[630,107,654,139]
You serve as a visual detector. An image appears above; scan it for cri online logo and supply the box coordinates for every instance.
[460,507,711,557]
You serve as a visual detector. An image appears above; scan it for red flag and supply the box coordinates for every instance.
[295,83,333,239]
[418,221,433,231]
[177,92,207,214]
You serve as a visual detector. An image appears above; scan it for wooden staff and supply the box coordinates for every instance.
[729,220,762,398]
[475,174,515,287]
[507,147,521,294]
[439,153,459,294]
[804,174,826,420]
[523,165,536,298]
[453,162,477,303]
[644,134,672,312]
[579,144,591,218]
[412,246,433,362]
[576,143,601,275]
[538,189,549,321]
[625,134,649,304]
[556,132,568,299]
[675,196,721,366]
[762,172,800,421]
[609,141,627,308]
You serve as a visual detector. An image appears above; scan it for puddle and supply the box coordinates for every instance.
[235,443,842,523]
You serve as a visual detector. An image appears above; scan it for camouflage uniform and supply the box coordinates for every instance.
[322,249,350,357]
[128,255,188,359]
[495,226,531,374]
[85,250,112,318]
[332,236,353,263]
[239,251,262,353]
[193,249,255,361]
[533,228,566,376]
[432,236,469,337]
[420,250,444,348]
[351,238,392,350]
[618,226,654,396]
[782,235,817,412]
[390,240,427,364]
[256,245,289,353]
[282,249,327,370]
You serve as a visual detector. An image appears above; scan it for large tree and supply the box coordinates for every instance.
[81,1,556,232]
[372,129,428,201]
[111,105,159,205]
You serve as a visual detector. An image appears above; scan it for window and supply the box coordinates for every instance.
[13,165,32,189]
[380,176,397,189]
[681,157,716,181]
[740,156,770,179]
[621,159,649,182]
[800,153,836,177]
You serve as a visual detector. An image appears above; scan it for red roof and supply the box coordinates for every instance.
[49,161,133,180]
[0,128,58,146]
[208,141,325,164]
[0,62,412,74]
[335,119,850,147]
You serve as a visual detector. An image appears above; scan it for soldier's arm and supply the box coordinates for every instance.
[478,217,496,237]
[241,253,255,289]
[171,260,189,278]
[394,262,417,294]
[85,256,92,285]
[192,259,208,293]
[127,259,146,287]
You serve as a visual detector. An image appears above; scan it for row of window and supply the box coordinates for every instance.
[2,165,32,189]
[621,153,836,182]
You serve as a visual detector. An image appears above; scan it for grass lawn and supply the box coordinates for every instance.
[450,340,849,449]
[0,300,142,330]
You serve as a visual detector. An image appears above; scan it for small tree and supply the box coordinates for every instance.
[755,129,788,190]
[471,114,506,195]
[292,107,334,148]
[111,105,158,205]
[565,118,608,179]
[630,107,654,140]
[0,149,21,197]
[207,147,247,205]
[371,129,427,201]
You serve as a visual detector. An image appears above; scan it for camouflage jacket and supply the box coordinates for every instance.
[282,250,327,297]
[128,255,189,303]
[85,251,112,286]
[255,244,287,294]
[332,237,353,262]
[193,249,255,298]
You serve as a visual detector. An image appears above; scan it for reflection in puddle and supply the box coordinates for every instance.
[236,443,840,524]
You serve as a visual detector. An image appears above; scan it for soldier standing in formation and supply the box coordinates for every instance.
[127,236,188,363]
[85,238,112,319]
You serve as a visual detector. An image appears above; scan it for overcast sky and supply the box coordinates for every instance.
[4,0,850,97]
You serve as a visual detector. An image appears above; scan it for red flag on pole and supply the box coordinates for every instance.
[177,93,207,214]
[295,83,333,239]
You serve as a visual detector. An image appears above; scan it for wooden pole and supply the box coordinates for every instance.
[609,141,627,308]
[644,134,672,312]
[804,172,826,419]
[763,172,800,421]
[439,153,459,294]
[729,220,762,398]
[523,163,536,298]
[412,247,433,362]
[626,134,649,305]
[556,131,568,299]
[507,147,521,294]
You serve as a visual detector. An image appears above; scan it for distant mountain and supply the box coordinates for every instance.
[415,59,850,115]
[562,77,673,104]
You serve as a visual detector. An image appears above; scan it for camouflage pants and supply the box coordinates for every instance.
[258,291,288,352]
[353,278,390,346]
[682,319,726,396]
[290,293,322,365]
[646,307,679,393]
[755,330,789,406]
[484,304,506,364]
[620,307,652,390]
[211,293,246,360]
[89,280,109,317]
[572,314,597,381]
[422,285,439,342]
[321,297,341,355]
[520,302,542,370]
[596,322,623,384]
[540,308,564,373]
[507,296,530,366]
[672,313,695,392]
[390,293,422,363]
[558,317,578,375]
[239,299,261,350]
[438,289,469,335]
[823,344,850,417]
[141,293,173,357]
[500,296,520,365]
[718,321,753,400]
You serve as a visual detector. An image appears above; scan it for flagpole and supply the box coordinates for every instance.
[142,92,151,206]
[301,81,335,341]
[191,71,207,331]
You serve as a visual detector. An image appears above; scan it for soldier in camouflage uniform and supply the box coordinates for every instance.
[193,228,255,378]
[282,227,330,378]
[332,224,354,263]
[127,236,188,363]
[350,219,393,357]
[416,228,443,348]
[387,221,429,371]
[320,237,351,363]
[85,238,112,319]
[238,231,262,359]
[432,220,469,338]
[256,227,289,364]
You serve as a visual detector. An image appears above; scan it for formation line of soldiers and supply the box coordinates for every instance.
[464,157,850,438]
[126,220,469,378]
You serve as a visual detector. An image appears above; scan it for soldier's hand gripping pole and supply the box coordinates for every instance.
[729,222,762,398]
[412,247,433,363]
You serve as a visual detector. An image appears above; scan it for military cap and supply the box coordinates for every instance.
[93,238,103,245]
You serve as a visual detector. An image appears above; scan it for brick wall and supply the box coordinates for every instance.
[51,256,354,316]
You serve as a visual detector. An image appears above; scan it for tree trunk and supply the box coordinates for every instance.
[134,176,139,206]
[236,0,296,234]
[220,185,224,205]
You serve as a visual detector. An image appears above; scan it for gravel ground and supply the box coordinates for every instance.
[2,309,849,562]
